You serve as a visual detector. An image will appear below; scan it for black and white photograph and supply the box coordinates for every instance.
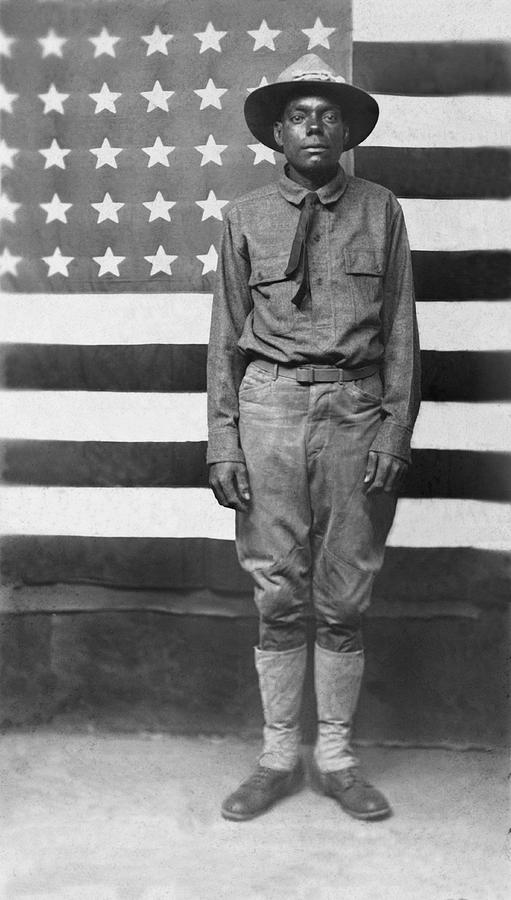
[0,0,509,897]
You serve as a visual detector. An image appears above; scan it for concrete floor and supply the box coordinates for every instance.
[1,733,509,900]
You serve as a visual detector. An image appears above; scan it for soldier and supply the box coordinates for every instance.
[207,54,421,822]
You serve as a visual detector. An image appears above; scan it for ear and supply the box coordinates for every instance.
[273,121,284,148]
[343,124,350,144]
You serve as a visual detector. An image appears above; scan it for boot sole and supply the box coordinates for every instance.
[221,769,305,822]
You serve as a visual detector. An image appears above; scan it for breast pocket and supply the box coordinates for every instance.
[344,248,384,322]
[249,255,296,335]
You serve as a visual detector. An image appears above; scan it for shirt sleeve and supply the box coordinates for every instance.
[369,202,421,464]
[206,206,253,465]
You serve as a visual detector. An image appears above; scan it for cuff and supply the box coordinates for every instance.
[207,427,246,465]
[369,420,412,464]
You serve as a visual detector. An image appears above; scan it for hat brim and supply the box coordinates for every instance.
[244,81,379,153]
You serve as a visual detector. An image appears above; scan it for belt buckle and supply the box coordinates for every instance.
[296,366,315,384]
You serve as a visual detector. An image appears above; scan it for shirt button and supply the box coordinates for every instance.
[313,233,321,242]
[316,277,323,285]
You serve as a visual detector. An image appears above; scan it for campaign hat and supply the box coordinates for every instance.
[244,53,379,153]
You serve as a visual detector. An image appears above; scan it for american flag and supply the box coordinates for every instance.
[0,0,509,619]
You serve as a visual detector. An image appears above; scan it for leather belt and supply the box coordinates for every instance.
[252,358,379,385]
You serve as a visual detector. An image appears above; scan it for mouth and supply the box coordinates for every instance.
[303,145,328,151]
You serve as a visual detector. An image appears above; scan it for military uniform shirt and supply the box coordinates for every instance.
[207,165,421,465]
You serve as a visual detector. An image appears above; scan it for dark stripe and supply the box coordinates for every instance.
[406,451,511,501]
[421,351,511,401]
[2,441,510,501]
[1,441,210,488]
[412,252,511,299]
[0,344,207,392]
[353,41,511,95]
[1,536,509,607]
[2,346,510,400]
[354,148,511,199]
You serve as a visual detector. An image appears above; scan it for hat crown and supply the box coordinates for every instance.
[276,53,346,86]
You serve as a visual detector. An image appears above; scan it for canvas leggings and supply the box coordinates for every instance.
[235,361,397,653]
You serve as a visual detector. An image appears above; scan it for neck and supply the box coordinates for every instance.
[285,163,339,191]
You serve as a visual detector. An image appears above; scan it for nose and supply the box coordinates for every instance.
[306,113,323,134]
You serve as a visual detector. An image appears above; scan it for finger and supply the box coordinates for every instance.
[209,476,228,508]
[382,459,402,493]
[234,466,251,506]
[222,472,247,511]
[364,451,378,487]
[367,460,385,494]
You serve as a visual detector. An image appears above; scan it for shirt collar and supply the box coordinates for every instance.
[278,164,348,207]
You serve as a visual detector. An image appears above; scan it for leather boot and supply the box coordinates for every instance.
[313,643,391,821]
[315,766,391,821]
[221,760,304,821]
[221,643,307,821]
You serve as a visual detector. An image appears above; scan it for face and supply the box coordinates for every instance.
[273,94,349,186]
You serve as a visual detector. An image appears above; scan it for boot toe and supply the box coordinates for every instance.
[318,767,392,821]
[221,764,303,821]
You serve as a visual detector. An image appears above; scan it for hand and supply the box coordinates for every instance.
[209,462,251,512]
[364,451,408,495]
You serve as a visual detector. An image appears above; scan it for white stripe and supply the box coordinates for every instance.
[388,500,511,551]
[412,403,511,452]
[365,96,510,148]
[0,392,509,451]
[353,0,511,41]
[417,302,511,351]
[3,295,511,351]
[0,392,208,442]
[0,487,508,549]
[400,199,511,252]
[0,294,213,345]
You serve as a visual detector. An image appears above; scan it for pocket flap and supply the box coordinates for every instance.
[344,248,384,276]
[249,255,290,286]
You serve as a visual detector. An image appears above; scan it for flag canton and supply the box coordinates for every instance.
[0,0,350,292]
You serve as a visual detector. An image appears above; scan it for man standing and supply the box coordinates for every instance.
[207,54,421,822]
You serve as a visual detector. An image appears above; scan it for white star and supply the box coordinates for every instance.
[142,136,175,168]
[40,193,72,224]
[144,245,178,276]
[0,194,20,223]
[38,83,69,114]
[89,83,121,114]
[0,84,18,113]
[195,190,228,222]
[0,139,18,169]
[0,247,21,276]
[93,246,125,277]
[247,20,281,51]
[140,80,174,112]
[142,191,176,222]
[42,246,74,277]
[38,28,67,58]
[195,134,227,167]
[90,138,122,169]
[0,32,16,57]
[91,192,124,224]
[89,27,120,58]
[141,24,173,56]
[248,142,276,165]
[194,78,227,111]
[197,244,218,275]
[39,139,71,169]
[194,22,226,53]
[302,18,336,50]
[247,76,269,94]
